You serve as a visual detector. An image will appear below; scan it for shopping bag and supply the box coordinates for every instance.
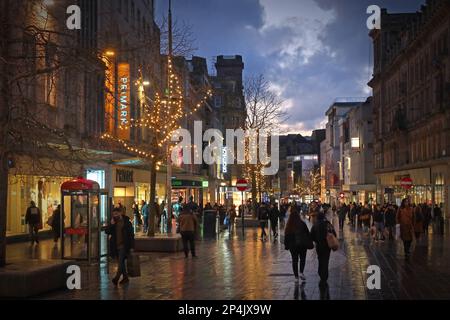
[126,252,141,277]
[326,232,339,251]
[395,224,401,240]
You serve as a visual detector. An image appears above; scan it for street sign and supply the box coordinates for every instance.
[236,179,248,192]
[400,177,413,190]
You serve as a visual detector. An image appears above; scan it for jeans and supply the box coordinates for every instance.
[290,248,307,277]
[29,224,39,243]
[270,220,278,237]
[375,222,385,240]
[181,231,196,257]
[260,221,267,238]
[338,216,345,229]
[143,216,148,233]
[116,246,128,278]
[316,247,331,282]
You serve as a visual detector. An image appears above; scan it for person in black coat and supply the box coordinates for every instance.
[269,203,280,239]
[284,206,312,283]
[310,211,336,288]
[105,207,135,285]
[384,204,396,240]
[257,203,269,241]
[51,205,62,242]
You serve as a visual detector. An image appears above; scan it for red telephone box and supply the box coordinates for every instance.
[60,177,109,264]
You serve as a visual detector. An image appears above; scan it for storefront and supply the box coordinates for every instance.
[6,155,84,237]
[110,166,167,215]
[171,176,209,206]
[342,184,376,205]
[377,166,448,212]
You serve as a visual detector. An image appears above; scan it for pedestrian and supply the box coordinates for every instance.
[310,210,337,288]
[132,202,142,232]
[308,201,320,225]
[269,203,280,240]
[179,207,198,258]
[338,203,347,230]
[257,202,270,241]
[25,201,42,245]
[141,200,149,234]
[422,203,432,234]
[228,205,237,233]
[433,204,444,235]
[106,207,135,285]
[413,204,424,240]
[51,204,62,243]
[372,204,385,241]
[396,198,415,258]
[284,206,313,283]
[384,203,396,240]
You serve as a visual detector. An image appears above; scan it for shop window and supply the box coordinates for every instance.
[7,175,71,236]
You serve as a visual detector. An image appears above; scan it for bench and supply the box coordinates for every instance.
[134,234,183,252]
[0,259,75,298]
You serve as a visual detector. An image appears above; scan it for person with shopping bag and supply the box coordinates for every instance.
[396,198,415,259]
[284,206,314,283]
[106,207,135,285]
[310,211,337,289]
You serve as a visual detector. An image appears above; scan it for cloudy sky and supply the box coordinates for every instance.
[156,0,424,136]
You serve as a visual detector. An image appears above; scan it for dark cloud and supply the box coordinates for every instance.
[157,0,428,134]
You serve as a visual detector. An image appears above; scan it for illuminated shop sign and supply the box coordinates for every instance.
[118,63,130,140]
[222,147,227,173]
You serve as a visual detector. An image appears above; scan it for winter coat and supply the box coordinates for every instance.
[269,207,280,224]
[25,205,42,226]
[257,206,269,221]
[179,212,198,232]
[384,208,396,227]
[105,216,135,258]
[51,208,61,234]
[310,218,336,251]
[397,207,414,241]
[284,220,311,250]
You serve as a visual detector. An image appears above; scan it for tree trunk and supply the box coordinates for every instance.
[251,166,257,217]
[0,0,10,267]
[147,159,157,237]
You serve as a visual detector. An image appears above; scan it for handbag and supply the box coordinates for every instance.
[326,224,339,251]
[126,252,141,277]
[46,215,54,227]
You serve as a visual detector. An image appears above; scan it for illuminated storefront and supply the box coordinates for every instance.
[377,167,448,210]
[7,175,72,236]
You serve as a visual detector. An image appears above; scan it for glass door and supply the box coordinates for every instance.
[62,193,89,260]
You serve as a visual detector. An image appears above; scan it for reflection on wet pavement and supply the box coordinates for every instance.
[7,218,450,300]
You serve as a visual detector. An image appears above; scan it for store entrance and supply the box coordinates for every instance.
[60,177,109,264]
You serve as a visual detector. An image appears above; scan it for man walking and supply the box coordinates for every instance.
[179,208,198,258]
[106,207,135,285]
[258,202,269,241]
[141,200,149,234]
[269,203,280,240]
[25,201,42,245]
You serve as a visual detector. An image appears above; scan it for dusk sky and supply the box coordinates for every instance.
[156,0,425,136]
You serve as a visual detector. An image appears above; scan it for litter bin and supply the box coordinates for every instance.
[203,210,217,238]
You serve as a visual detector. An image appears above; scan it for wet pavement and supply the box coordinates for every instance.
[6,218,450,300]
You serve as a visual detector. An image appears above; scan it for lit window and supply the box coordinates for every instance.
[351,137,360,148]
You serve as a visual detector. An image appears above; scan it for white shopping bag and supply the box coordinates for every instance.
[395,224,401,240]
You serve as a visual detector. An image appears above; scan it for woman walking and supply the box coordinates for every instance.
[311,211,337,288]
[284,206,313,283]
[397,198,415,258]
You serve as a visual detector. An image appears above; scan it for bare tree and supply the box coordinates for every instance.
[243,75,288,209]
